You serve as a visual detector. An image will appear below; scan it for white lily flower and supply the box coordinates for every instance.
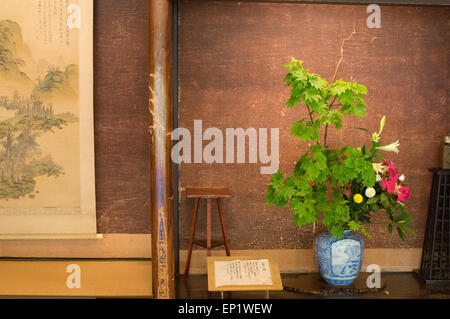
[376,174,382,182]
[365,187,376,198]
[399,174,405,182]
[376,140,400,154]
[373,163,385,173]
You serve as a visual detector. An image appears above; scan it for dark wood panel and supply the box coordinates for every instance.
[94,0,150,233]
[178,1,449,249]
[191,0,450,6]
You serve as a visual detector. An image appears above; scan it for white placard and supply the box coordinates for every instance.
[214,259,272,287]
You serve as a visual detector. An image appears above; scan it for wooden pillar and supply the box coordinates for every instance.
[149,0,174,299]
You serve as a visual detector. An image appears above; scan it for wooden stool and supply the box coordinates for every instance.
[184,188,231,278]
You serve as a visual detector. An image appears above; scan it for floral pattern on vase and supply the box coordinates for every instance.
[315,230,364,285]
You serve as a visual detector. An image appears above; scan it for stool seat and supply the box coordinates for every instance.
[184,187,231,279]
[186,188,231,198]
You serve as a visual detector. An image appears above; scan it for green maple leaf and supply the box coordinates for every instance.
[291,198,317,226]
[309,76,327,90]
[293,178,311,196]
[292,69,307,82]
[291,119,320,141]
[348,220,361,231]
[303,87,322,104]
[330,80,351,95]
[309,100,328,113]
[352,83,368,95]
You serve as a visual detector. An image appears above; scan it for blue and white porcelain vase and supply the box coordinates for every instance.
[315,230,364,285]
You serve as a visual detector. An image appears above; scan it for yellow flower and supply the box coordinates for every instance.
[353,194,363,204]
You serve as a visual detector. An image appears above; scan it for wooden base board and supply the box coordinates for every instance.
[0,259,152,297]
[0,234,151,258]
[179,248,423,274]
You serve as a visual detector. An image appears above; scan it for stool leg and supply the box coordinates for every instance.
[184,198,199,279]
[216,198,231,256]
[206,198,212,256]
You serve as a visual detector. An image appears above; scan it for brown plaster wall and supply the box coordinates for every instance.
[94,0,150,233]
[178,1,449,249]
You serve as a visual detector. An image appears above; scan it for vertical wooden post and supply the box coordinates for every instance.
[149,0,174,299]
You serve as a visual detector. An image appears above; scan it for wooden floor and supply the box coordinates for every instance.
[176,272,450,299]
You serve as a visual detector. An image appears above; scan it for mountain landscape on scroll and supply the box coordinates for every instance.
[0,20,78,200]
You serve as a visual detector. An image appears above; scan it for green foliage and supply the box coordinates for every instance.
[291,119,320,142]
[266,58,413,240]
[15,115,68,133]
[0,177,36,200]
[24,155,63,179]
[0,20,80,202]
[0,21,28,73]
[0,155,62,200]
[266,143,378,238]
[0,92,72,200]
[283,58,367,145]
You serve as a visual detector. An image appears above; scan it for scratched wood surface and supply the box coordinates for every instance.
[94,0,150,233]
[178,1,449,249]
[150,0,175,299]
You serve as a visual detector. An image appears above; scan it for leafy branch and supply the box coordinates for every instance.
[284,58,367,148]
[266,58,414,240]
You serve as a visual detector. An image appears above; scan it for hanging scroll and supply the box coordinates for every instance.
[0,0,96,238]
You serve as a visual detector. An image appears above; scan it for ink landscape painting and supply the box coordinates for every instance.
[0,0,96,238]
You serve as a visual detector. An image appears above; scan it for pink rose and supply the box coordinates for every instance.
[397,186,410,202]
[383,160,398,177]
[381,174,398,194]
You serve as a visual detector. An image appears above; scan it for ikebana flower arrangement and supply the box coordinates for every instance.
[265,58,414,285]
